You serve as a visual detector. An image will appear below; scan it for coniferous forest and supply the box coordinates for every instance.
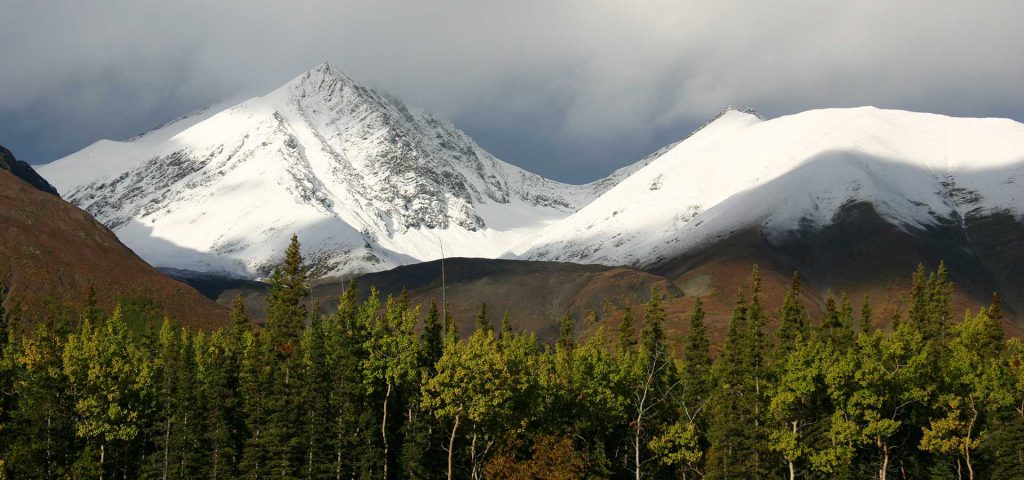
[1,236,1023,480]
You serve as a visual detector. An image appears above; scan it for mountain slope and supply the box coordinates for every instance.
[0,147,227,328]
[38,63,621,279]
[0,144,59,196]
[519,107,1024,267]
[518,107,1024,319]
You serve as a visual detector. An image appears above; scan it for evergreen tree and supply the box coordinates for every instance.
[299,311,333,479]
[988,292,1003,322]
[475,302,490,333]
[989,337,1024,478]
[325,283,376,479]
[238,331,273,478]
[681,298,712,423]
[229,294,249,338]
[706,291,753,480]
[6,317,75,479]
[557,311,575,351]
[776,272,808,355]
[678,298,712,477]
[422,300,444,369]
[707,268,773,480]
[265,233,309,351]
[820,292,841,335]
[837,293,856,349]
[500,311,513,339]
[194,331,241,479]
[859,294,873,333]
[617,305,637,354]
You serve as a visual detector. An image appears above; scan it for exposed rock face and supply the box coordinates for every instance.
[0,144,58,196]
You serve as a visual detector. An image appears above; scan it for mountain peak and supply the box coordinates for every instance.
[38,64,606,279]
[284,61,359,95]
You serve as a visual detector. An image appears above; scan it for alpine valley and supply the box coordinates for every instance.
[37,63,1024,331]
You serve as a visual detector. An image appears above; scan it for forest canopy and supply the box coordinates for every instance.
[0,235,1022,479]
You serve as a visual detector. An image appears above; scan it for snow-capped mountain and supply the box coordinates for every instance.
[518,107,1024,267]
[38,63,624,278]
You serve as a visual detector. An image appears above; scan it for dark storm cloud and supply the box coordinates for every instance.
[2,1,1023,182]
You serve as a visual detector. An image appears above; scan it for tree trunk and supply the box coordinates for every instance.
[99,443,106,480]
[382,381,392,480]
[335,414,344,480]
[879,441,888,480]
[788,421,798,480]
[965,407,977,480]
[162,413,172,480]
[634,419,642,480]
[447,415,460,480]
[471,430,479,480]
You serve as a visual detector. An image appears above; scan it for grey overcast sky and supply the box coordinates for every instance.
[1,1,1023,183]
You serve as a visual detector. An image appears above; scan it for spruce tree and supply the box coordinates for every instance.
[679,298,712,477]
[194,331,241,480]
[422,300,444,369]
[820,292,841,336]
[707,268,773,480]
[988,292,1003,321]
[265,233,309,352]
[6,316,76,479]
[617,305,637,354]
[859,294,873,333]
[238,330,273,478]
[300,311,332,479]
[475,302,490,333]
[776,272,808,355]
[500,311,513,339]
[681,298,711,420]
[259,233,310,479]
[641,286,667,360]
[706,291,754,480]
[836,293,855,349]
[229,294,248,339]
[557,312,575,351]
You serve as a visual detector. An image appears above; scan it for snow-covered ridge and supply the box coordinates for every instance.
[516,106,1024,267]
[38,63,635,278]
[38,63,1024,279]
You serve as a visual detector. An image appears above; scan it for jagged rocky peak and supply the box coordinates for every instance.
[37,63,624,279]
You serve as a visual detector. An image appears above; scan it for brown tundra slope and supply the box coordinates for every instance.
[0,146,227,329]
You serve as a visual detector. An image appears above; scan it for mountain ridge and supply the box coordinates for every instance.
[38,63,637,279]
